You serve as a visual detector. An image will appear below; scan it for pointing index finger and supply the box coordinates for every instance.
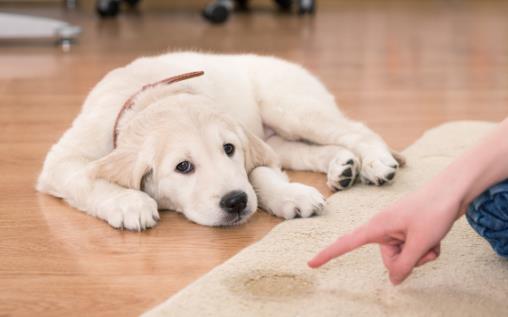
[307,224,381,268]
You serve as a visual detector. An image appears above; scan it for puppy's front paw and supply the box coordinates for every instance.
[271,183,325,219]
[360,153,399,186]
[327,151,360,191]
[100,190,159,231]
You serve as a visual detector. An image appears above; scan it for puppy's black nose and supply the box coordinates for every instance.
[220,191,248,214]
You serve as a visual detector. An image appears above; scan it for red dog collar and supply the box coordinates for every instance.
[113,71,205,148]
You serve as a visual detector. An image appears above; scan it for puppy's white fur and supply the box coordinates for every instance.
[37,52,402,230]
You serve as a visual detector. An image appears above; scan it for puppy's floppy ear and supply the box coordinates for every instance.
[92,146,152,190]
[241,129,280,173]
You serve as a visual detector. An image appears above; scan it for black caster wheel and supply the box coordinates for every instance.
[125,0,140,7]
[235,0,249,11]
[203,2,232,24]
[275,0,292,11]
[298,0,315,14]
[96,0,120,17]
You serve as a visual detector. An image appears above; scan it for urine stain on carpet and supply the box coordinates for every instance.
[226,270,316,300]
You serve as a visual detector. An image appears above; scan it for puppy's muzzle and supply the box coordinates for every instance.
[220,190,248,214]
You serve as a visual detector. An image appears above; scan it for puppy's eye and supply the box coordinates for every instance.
[175,161,194,174]
[223,143,235,156]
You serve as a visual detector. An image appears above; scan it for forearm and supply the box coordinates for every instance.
[424,118,508,217]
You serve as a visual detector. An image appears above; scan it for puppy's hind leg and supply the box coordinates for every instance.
[252,59,403,186]
[249,166,325,219]
[266,135,360,191]
[262,106,402,186]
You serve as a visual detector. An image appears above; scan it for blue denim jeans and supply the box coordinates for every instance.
[466,179,508,258]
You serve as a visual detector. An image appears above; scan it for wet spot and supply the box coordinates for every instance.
[226,270,315,300]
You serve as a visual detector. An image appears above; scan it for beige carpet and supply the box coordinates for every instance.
[143,121,508,317]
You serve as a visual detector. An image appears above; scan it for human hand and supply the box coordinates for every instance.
[308,186,462,285]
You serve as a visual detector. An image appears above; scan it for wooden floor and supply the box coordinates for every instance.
[1,1,507,316]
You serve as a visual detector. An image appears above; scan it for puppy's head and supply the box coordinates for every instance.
[93,104,278,226]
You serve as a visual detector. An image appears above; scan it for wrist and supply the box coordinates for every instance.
[422,166,474,219]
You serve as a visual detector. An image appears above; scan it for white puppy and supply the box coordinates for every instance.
[37,52,403,230]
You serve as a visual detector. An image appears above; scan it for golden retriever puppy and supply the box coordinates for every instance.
[37,52,402,230]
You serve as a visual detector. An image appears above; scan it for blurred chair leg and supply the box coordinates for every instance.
[298,0,315,14]
[204,0,316,24]
[203,0,234,24]
[65,0,78,9]
[96,0,121,17]
[275,0,291,11]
